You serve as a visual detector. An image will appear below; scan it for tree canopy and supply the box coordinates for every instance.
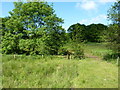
[107,1,120,56]
[67,23,107,42]
[67,23,86,42]
[2,2,66,55]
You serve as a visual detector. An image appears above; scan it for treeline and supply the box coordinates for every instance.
[1,1,120,57]
[67,23,107,42]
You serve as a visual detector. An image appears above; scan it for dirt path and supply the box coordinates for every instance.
[84,53,101,60]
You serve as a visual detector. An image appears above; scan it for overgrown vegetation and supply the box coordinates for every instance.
[1,1,120,60]
[107,1,120,57]
[58,42,84,59]
[2,54,118,88]
[1,2,66,55]
[1,1,119,88]
[67,23,108,42]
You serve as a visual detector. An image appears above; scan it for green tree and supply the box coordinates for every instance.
[107,1,120,56]
[0,17,10,36]
[58,41,84,59]
[67,23,107,43]
[2,2,66,55]
[85,23,108,42]
[67,23,86,42]
[1,17,20,54]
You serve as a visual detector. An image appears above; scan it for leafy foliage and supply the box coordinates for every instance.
[67,23,108,42]
[107,1,120,56]
[58,42,84,59]
[2,2,66,55]
[73,43,84,59]
[67,23,86,42]
[85,24,108,42]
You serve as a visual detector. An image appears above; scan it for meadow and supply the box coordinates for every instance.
[1,1,119,88]
[2,43,118,88]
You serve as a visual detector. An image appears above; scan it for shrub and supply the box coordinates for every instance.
[58,42,85,59]
[73,43,85,59]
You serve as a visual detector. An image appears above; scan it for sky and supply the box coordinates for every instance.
[0,0,116,30]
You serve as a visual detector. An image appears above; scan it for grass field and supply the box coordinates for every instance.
[2,43,118,88]
[83,42,112,57]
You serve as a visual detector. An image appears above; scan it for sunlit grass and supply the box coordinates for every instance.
[2,42,118,88]
[83,42,112,57]
[2,55,118,88]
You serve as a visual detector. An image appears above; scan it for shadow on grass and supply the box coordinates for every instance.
[103,53,119,60]
[103,53,120,65]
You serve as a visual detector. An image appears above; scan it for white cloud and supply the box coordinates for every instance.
[75,0,117,10]
[79,14,107,25]
[76,1,97,10]
[99,0,117,3]
[62,26,69,31]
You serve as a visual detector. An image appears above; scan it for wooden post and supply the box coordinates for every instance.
[117,57,119,66]
[67,53,70,60]
[14,54,16,59]
[42,55,43,58]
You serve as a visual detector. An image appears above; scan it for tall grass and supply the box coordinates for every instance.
[2,43,118,88]
[2,55,118,88]
[83,42,112,57]
[82,42,119,64]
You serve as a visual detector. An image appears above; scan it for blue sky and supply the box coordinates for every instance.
[1,0,116,30]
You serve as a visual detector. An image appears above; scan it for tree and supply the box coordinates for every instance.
[2,2,66,55]
[67,23,86,42]
[85,23,108,42]
[1,17,20,54]
[0,17,10,36]
[107,1,120,56]
[67,23,107,43]
[58,41,84,59]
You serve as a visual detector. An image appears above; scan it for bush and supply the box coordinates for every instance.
[58,47,68,55]
[103,53,119,60]
[58,42,85,59]
[73,43,85,59]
